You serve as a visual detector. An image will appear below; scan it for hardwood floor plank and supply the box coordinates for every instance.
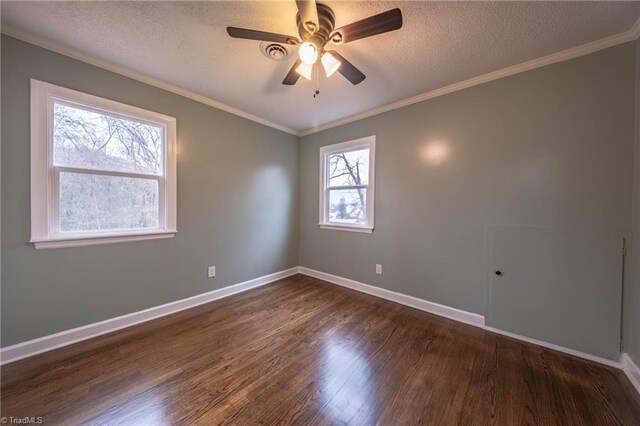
[1,274,639,425]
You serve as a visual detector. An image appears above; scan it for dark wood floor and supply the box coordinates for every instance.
[2,274,639,425]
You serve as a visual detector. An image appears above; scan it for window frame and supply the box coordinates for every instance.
[319,135,376,233]
[30,79,177,249]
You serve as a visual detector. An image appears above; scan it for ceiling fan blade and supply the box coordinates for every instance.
[227,27,299,45]
[328,51,366,85]
[282,58,303,85]
[296,0,319,33]
[332,8,402,44]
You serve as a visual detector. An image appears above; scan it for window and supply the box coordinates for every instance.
[30,79,177,248]
[319,136,375,233]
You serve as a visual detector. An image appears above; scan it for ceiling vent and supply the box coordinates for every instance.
[260,42,291,61]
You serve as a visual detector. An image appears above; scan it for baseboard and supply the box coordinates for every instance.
[4,263,637,396]
[482,325,622,368]
[298,266,628,372]
[0,267,299,365]
[298,267,485,327]
[622,353,640,395]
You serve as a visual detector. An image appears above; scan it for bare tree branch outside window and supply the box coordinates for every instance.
[327,148,369,224]
[53,102,163,232]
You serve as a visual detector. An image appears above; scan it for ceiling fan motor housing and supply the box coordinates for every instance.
[296,3,335,47]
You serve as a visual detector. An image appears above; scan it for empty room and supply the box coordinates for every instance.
[1,0,640,424]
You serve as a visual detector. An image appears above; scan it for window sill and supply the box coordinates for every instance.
[31,230,176,249]
[319,224,373,234]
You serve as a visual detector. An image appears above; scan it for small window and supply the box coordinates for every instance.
[319,136,375,233]
[30,80,177,248]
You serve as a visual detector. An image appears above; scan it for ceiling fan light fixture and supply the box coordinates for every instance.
[227,1,403,87]
[298,41,319,65]
[321,52,341,77]
[295,62,314,80]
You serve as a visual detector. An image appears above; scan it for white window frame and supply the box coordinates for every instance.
[30,79,177,249]
[319,135,376,233]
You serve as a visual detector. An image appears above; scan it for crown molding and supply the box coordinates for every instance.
[3,15,639,139]
[0,25,299,136]
[299,16,640,137]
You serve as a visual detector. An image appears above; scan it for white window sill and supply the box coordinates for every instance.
[31,230,176,249]
[319,224,374,234]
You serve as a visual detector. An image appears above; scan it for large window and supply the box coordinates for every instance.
[30,80,177,248]
[319,136,375,233]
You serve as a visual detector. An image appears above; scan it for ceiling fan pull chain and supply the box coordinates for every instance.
[313,64,320,98]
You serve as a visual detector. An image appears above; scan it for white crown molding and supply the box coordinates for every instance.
[2,16,639,138]
[622,353,640,395]
[0,25,299,136]
[0,267,300,365]
[299,16,640,137]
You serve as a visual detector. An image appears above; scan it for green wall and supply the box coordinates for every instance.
[626,38,640,365]
[1,35,299,346]
[2,33,639,362]
[299,43,636,328]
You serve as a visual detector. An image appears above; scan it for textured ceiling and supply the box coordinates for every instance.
[2,1,639,133]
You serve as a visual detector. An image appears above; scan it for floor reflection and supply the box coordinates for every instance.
[91,387,170,426]
[320,336,374,424]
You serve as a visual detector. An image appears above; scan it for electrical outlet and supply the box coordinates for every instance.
[376,264,382,275]
[208,266,216,278]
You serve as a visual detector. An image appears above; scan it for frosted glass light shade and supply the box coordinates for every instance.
[321,52,341,77]
[295,62,313,80]
[298,42,318,65]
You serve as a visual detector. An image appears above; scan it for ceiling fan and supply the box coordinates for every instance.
[227,1,403,86]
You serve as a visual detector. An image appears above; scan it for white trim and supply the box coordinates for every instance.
[0,267,300,365]
[319,224,373,234]
[30,79,178,249]
[622,353,640,395]
[30,79,49,241]
[33,230,176,249]
[4,17,639,138]
[3,264,637,388]
[298,267,627,370]
[319,136,376,232]
[483,325,622,368]
[1,25,298,136]
[298,16,640,136]
[298,267,485,327]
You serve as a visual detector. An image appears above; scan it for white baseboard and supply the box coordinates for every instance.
[0,267,299,365]
[301,266,637,396]
[622,353,640,395]
[4,263,639,399]
[298,267,629,373]
[482,325,622,368]
[298,267,485,327]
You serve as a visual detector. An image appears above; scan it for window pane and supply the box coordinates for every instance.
[59,172,159,232]
[328,188,367,225]
[327,148,369,187]
[53,102,163,175]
